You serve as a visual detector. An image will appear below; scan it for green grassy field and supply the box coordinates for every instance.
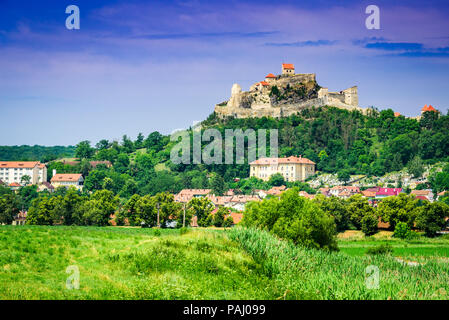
[1,225,449,300]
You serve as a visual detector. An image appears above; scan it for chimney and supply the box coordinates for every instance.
[53,169,56,177]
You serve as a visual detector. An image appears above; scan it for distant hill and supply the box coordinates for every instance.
[0,145,76,162]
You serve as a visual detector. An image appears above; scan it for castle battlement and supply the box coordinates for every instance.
[214,63,363,119]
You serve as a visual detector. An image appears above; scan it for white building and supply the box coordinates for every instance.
[0,161,47,185]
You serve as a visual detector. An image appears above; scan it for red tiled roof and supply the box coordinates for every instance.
[416,196,429,201]
[259,81,270,86]
[51,173,83,182]
[361,190,376,197]
[9,182,21,187]
[422,104,437,112]
[250,156,315,165]
[282,63,295,70]
[376,188,402,196]
[394,112,401,117]
[438,191,448,196]
[411,190,432,196]
[0,161,42,169]
[265,73,276,78]
[229,212,243,225]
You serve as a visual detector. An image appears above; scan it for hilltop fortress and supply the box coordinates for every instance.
[214,63,365,119]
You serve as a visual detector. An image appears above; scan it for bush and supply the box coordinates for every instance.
[366,243,393,255]
[243,188,338,251]
[223,216,234,228]
[153,229,161,236]
[393,222,412,239]
[361,212,379,236]
[179,227,189,235]
[416,202,449,237]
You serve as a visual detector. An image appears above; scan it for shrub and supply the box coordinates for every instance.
[223,216,234,228]
[393,222,412,239]
[153,229,161,236]
[415,202,449,237]
[361,212,379,236]
[179,227,189,235]
[366,243,393,255]
[243,188,338,251]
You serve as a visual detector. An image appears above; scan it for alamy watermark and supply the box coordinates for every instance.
[365,265,379,289]
[170,127,278,165]
[66,265,80,290]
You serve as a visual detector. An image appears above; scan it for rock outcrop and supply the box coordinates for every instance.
[214,64,365,119]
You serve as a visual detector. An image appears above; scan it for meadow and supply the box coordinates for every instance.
[1,225,449,300]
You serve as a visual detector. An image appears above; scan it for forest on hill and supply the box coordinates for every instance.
[2,106,449,198]
[0,145,75,162]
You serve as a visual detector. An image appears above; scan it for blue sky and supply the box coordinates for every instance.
[1,0,449,145]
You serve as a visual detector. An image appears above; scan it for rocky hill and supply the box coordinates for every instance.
[214,63,366,119]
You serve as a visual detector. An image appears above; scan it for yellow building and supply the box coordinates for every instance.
[250,156,315,182]
[51,173,84,190]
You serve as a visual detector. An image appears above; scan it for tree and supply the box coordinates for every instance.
[313,195,350,231]
[243,188,338,251]
[96,139,110,150]
[393,222,412,239]
[20,175,31,185]
[346,194,374,230]
[27,196,59,225]
[377,193,419,229]
[121,194,141,226]
[407,155,424,178]
[268,173,285,187]
[415,202,449,237]
[53,187,85,225]
[223,216,234,228]
[81,190,119,226]
[135,195,157,227]
[361,212,379,236]
[75,141,95,159]
[188,197,214,227]
[211,174,226,196]
[213,207,228,227]
[0,193,20,224]
[337,169,351,185]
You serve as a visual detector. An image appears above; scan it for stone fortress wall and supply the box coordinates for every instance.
[214,64,366,119]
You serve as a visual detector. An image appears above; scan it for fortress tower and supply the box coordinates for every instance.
[282,63,295,76]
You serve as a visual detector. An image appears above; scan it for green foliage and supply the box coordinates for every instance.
[415,202,449,237]
[188,197,214,227]
[377,193,419,229]
[0,145,75,162]
[366,243,393,255]
[346,194,374,229]
[75,140,95,159]
[361,212,379,236]
[393,222,412,239]
[268,173,285,187]
[243,188,338,250]
[0,193,20,224]
[407,155,425,178]
[313,195,350,231]
[213,207,228,227]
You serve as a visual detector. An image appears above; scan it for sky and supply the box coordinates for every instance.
[1,0,449,146]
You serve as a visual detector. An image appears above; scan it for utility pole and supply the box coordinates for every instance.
[156,202,160,228]
[183,203,186,228]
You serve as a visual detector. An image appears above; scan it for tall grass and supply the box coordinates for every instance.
[228,227,449,299]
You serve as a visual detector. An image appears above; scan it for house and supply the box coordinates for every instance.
[38,181,55,193]
[229,212,243,225]
[411,189,434,202]
[375,187,403,199]
[438,191,448,200]
[328,186,360,198]
[250,156,315,182]
[299,191,315,199]
[224,195,260,212]
[174,189,211,203]
[265,73,277,82]
[266,185,287,197]
[421,104,437,114]
[318,187,330,197]
[9,182,21,191]
[51,173,84,190]
[12,211,27,226]
[282,63,295,75]
[0,161,47,185]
